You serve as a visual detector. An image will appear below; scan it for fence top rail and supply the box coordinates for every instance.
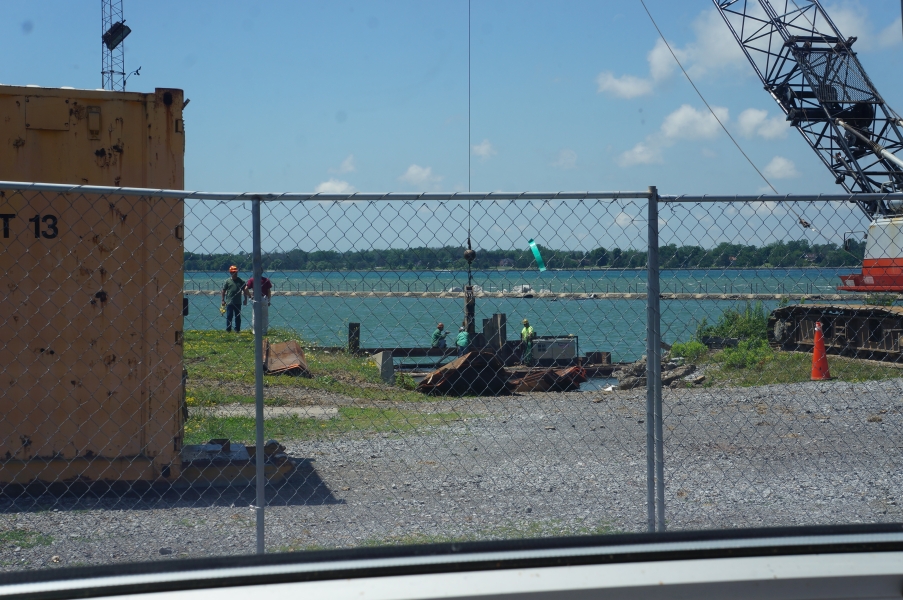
[661,193,903,203]
[6,181,902,204]
[0,181,651,202]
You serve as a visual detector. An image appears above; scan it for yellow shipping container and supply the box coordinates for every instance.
[0,85,185,486]
[0,85,184,187]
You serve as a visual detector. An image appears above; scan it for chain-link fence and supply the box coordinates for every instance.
[2,182,902,569]
[659,196,903,531]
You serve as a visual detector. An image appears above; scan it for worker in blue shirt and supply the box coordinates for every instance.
[455,326,471,357]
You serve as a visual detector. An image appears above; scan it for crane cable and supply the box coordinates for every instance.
[467,0,473,288]
[637,0,779,196]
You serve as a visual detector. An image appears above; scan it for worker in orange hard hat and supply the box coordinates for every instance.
[431,322,449,349]
[221,266,245,333]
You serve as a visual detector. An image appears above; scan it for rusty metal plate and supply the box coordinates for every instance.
[264,339,311,376]
[25,96,70,130]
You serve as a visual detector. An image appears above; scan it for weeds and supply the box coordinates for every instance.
[696,301,769,341]
[704,350,901,386]
[717,339,773,369]
[0,529,53,548]
[865,293,898,306]
[395,373,418,390]
[670,340,708,363]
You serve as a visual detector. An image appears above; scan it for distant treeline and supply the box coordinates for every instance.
[185,240,865,272]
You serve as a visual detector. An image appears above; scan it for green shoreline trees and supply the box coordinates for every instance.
[185,239,865,272]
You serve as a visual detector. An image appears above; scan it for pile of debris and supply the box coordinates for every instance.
[416,353,590,396]
[416,351,515,396]
[614,357,704,390]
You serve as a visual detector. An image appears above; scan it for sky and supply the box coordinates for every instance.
[2,1,903,252]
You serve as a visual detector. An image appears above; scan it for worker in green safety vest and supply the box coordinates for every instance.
[521,319,536,366]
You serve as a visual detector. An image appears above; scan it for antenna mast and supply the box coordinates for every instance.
[101,0,131,91]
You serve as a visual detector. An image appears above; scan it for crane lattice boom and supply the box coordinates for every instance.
[714,0,903,216]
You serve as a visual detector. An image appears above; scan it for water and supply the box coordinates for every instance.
[580,377,620,391]
[184,268,853,296]
[185,268,860,363]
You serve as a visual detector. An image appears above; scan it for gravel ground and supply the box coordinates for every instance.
[3,377,903,571]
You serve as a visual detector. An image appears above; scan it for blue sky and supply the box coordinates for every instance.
[2,1,903,251]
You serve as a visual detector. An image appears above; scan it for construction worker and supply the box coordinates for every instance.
[243,274,272,335]
[521,319,536,366]
[456,326,471,357]
[431,323,449,349]
[221,266,245,333]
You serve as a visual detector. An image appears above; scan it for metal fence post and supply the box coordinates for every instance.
[252,197,265,554]
[645,186,659,533]
[649,186,665,531]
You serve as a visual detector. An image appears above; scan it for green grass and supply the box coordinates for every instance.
[184,406,464,445]
[701,349,902,387]
[184,328,426,403]
[276,519,616,552]
[0,529,53,548]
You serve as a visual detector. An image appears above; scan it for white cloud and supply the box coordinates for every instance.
[328,154,356,174]
[398,164,442,188]
[825,2,901,51]
[737,108,788,139]
[618,104,727,167]
[763,156,799,179]
[596,40,674,99]
[876,18,903,49]
[551,148,577,169]
[615,212,635,227]
[681,9,748,78]
[661,104,727,140]
[471,139,497,160]
[648,39,677,82]
[596,72,654,99]
[618,141,663,167]
[314,178,356,193]
[596,10,747,98]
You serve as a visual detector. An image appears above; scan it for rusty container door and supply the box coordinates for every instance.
[0,192,183,483]
[0,86,184,485]
[0,191,184,484]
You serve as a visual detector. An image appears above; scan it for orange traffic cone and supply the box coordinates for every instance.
[811,321,831,380]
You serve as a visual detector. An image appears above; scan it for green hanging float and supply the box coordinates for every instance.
[528,239,546,272]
